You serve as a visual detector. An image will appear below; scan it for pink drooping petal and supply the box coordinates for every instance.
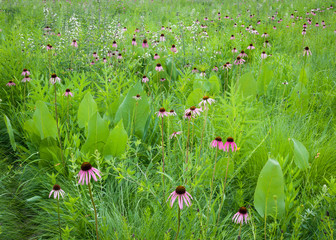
[186,191,193,199]
[49,190,54,198]
[231,143,235,152]
[54,191,57,199]
[85,172,89,185]
[92,168,101,178]
[233,142,237,151]
[182,194,190,207]
[211,140,217,148]
[88,170,92,183]
[232,212,239,222]
[90,170,97,181]
[57,191,60,200]
[178,195,183,209]
[167,191,175,202]
[223,142,229,152]
[184,193,192,205]
[218,142,224,150]
[79,172,85,184]
[170,193,178,207]
[238,215,243,224]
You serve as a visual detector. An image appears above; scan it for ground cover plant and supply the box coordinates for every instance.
[1,0,336,239]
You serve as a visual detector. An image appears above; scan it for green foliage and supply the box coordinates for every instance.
[33,101,57,140]
[291,138,309,170]
[104,120,128,159]
[4,115,16,151]
[77,92,98,128]
[254,159,286,218]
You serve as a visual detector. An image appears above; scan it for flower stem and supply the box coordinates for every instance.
[174,207,181,240]
[238,223,242,239]
[161,117,165,199]
[206,147,219,228]
[54,85,65,170]
[57,198,62,240]
[88,182,99,240]
[217,151,230,225]
[199,107,209,158]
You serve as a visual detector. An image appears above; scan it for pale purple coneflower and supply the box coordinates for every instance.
[264,40,271,47]
[171,44,177,53]
[167,186,193,209]
[6,80,16,86]
[95,57,99,62]
[160,34,165,42]
[44,26,51,31]
[261,51,268,59]
[78,162,101,185]
[154,53,160,59]
[247,44,255,50]
[315,23,319,27]
[135,28,140,32]
[157,107,169,118]
[184,112,194,120]
[185,106,202,116]
[132,94,141,101]
[49,184,65,199]
[107,51,112,57]
[90,61,95,65]
[302,29,306,35]
[192,67,198,73]
[213,66,219,71]
[303,46,312,56]
[142,39,149,48]
[103,57,107,63]
[117,53,123,59]
[155,63,164,72]
[57,32,61,36]
[21,68,30,76]
[223,137,237,152]
[123,27,127,32]
[50,73,61,85]
[64,89,73,97]
[169,109,177,116]
[46,44,53,50]
[234,57,245,65]
[71,39,78,47]
[232,48,238,53]
[261,32,269,38]
[21,76,31,82]
[199,96,215,107]
[239,50,248,58]
[112,41,117,48]
[200,71,206,77]
[160,78,166,82]
[142,75,149,83]
[211,136,224,149]
[230,34,235,40]
[170,131,182,139]
[132,38,137,46]
[161,26,165,30]
[232,207,249,224]
[257,20,261,24]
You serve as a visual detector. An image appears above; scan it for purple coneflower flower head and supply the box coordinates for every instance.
[57,32,61,36]
[185,106,202,116]
[6,80,16,87]
[155,63,163,72]
[169,109,177,116]
[315,23,319,27]
[107,51,112,57]
[49,184,65,199]
[135,28,140,32]
[257,20,261,24]
[93,52,98,57]
[247,44,255,50]
[211,136,224,149]
[157,107,169,118]
[261,32,269,38]
[199,96,215,107]
[230,35,235,40]
[142,75,149,83]
[232,48,238,53]
[170,131,182,139]
[264,40,271,47]
[261,51,267,59]
[78,162,101,185]
[64,88,73,97]
[123,27,127,32]
[161,26,165,30]
[117,53,123,59]
[213,66,219,71]
[160,78,166,82]
[171,44,177,53]
[132,94,141,100]
[71,39,78,47]
[22,76,31,82]
[192,67,198,73]
[234,57,245,65]
[282,81,288,85]
[200,71,206,77]
[223,137,237,152]
[50,73,61,85]
[160,34,165,42]
[95,57,99,62]
[112,41,117,48]
[303,46,312,56]
[302,29,306,35]
[154,53,160,59]
[167,186,193,209]
[90,61,95,65]
[239,50,248,58]
[44,26,51,31]
[46,44,53,50]
[21,68,30,76]
[103,57,107,63]
[232,207,249,224]
[132,38,137,46]
[142,39,149,48]
[184,112,194,120]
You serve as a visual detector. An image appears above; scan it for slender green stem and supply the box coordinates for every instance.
[88,182,99,240]
[238,223,242,239]
[161,117,165,199]
[206,147,219,228]
[174,208,181,240]
[54,85,65,170]
[217,151,230,224]
[199,107,209,158]
[57,198,62,240]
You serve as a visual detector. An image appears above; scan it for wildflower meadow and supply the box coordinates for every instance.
[1,0,336,239]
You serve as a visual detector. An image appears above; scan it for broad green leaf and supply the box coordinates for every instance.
[81,113,110,155]
[4,115,16,151]
[114,83,150,138]
[237,72,257,98]
[103,120,128,159]
[39,138,62,171]
[291,138,309,170]
[298,68,308,85]
[257,63,274,95]
[165,58,180,81]
[77,92,98,128]
[33,101,57,140]
[254,159,285,218]
[186,88,203,107]
[23,119,41,145]
[288,82,309,114]
[208,75,220,94]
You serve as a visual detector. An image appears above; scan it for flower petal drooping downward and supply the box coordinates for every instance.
[232,207,249,224]
[49,184,65,200]
[78,162,101,185]
[167,186,193,209]
[223,137,238,152]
